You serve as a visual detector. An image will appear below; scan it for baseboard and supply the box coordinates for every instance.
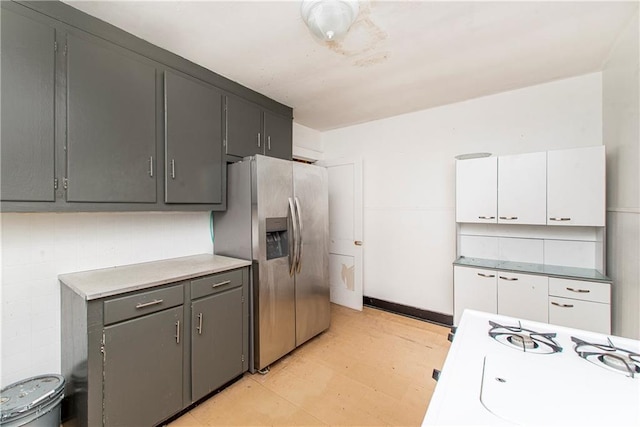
[363,296,453,326]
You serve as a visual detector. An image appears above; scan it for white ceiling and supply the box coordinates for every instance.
[64,1,638,131]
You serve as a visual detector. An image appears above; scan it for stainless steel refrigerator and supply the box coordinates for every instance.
[214,155,330,371]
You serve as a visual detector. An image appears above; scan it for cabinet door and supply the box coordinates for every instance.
[497,272,548,323]
[455,157,497,223]
[498,152,546,225]
[103,306,183,427]
[454,266,497,325]
[547,146,605,226]
[549,296,610,334]
[226,95,262,158]
[191,287,243,402]
[1,7,55,201]
[165,71,224,204]
[66,32,156,203]
[264,111,292,160]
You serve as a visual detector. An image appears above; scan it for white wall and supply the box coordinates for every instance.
[0,212,212,387]
[322,73,603,316]
[603,12,640,339]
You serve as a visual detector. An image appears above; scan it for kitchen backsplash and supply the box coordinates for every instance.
[0,211,212,387]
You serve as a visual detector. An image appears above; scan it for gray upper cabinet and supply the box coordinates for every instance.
[165,71,224,204]
[226,95,292,160]
[226,95,262,158]
[66,31,157,203]
[1,7,56,202]
[264,110,293,160]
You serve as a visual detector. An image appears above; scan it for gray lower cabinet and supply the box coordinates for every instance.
[61,266,249,427]
[103,306,184,426]
[164,71,224,205]
[191,287,244,401]
[226,95,292,160]
[0,6,56,202]
[66,30,157,203]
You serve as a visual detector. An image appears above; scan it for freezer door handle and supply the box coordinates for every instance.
[294,197,304,273]
[288,197,298,277]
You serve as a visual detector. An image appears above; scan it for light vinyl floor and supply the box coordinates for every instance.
[170,304,451,426]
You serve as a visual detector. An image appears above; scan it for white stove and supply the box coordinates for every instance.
[423,310,640,425]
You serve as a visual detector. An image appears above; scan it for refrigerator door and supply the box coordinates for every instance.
[254,155,296,369]
[293,162,330,346]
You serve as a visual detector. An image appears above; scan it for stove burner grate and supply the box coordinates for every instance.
[572,336,640,378]
[488,320,562,354]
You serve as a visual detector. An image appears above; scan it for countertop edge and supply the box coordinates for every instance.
[59,254,252,301]
[452,257,612,283]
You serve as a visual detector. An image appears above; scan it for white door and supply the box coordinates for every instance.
[456,157,497,223]
[316,157,363,310]
[498,152,547,225]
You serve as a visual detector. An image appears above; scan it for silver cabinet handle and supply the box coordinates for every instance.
[477,273,495,278]
[268,135,271,151]
[148,156,154,177]
[135,299,163,309]
[212,280,231,288]
[499,276,518,281]
[170,159,176,179]
[551,301,574,308]
[257,132,261,148]
[294,197,303,273]
[478,216,495,219]
[499,216,518,220]
[196,313,203,335]
[549,217,571,221]
[175,321,180,344]
[567,287,590,293]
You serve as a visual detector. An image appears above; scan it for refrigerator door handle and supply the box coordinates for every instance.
[288,197,298,277]
[294,197,304,273]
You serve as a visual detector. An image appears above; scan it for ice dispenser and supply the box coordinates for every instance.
[265,217,289,260]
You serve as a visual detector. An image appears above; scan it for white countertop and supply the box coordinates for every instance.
[59,254,251,300]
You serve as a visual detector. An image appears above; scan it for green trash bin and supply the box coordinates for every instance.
[0,375,65,427]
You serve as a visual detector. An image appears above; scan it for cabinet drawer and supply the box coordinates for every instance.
[191,268,243,299]
[104,284,184,325]
[548,278,610,303]
[549,296,610,334]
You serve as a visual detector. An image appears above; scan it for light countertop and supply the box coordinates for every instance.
[59,254,251,300]
[453,256,611,283]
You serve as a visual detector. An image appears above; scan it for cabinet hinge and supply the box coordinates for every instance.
[101,333,106,362]
[62,178,68,190]
[241,354,245,362]
[54,41,58,52]
[64,43,68,56]
[241,296,245,304]
[54,178,58,190]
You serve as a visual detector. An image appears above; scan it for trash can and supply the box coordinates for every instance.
[0,375,65,427]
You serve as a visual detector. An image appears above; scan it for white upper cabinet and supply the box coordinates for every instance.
[498,152,547,225]
[547,146,605,226]
[456,157,497,223]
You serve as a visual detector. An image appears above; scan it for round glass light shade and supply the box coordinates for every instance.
[301,0,359,41]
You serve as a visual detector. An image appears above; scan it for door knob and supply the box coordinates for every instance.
[354,240,363,246]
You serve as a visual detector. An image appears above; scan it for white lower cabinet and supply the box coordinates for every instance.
[453,266,497,325]
[454,265,611,333]
[497,272,548,323]
[548,277,611,334]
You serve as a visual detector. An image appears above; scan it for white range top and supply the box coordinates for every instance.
[424,310,640,426]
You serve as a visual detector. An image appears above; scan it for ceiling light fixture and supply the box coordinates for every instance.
[301,0,360,42]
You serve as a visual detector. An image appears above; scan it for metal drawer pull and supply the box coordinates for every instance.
[148,156,154,177]
[549,217,571,221]
[170,159,176,179]
[478,216,495,219]
[268,135,271,150]
[257,132,261,148]
[212,280,231,288]
[197,313,203,335]
[499,216,518,220]
[175,321,180,344]
[551,302,574,308]
[135,299,163,309]
[499,276,518,281]
[477,273,495,278]
[567,287,590,293]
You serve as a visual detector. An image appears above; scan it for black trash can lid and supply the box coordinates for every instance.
[0,374,65,422]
